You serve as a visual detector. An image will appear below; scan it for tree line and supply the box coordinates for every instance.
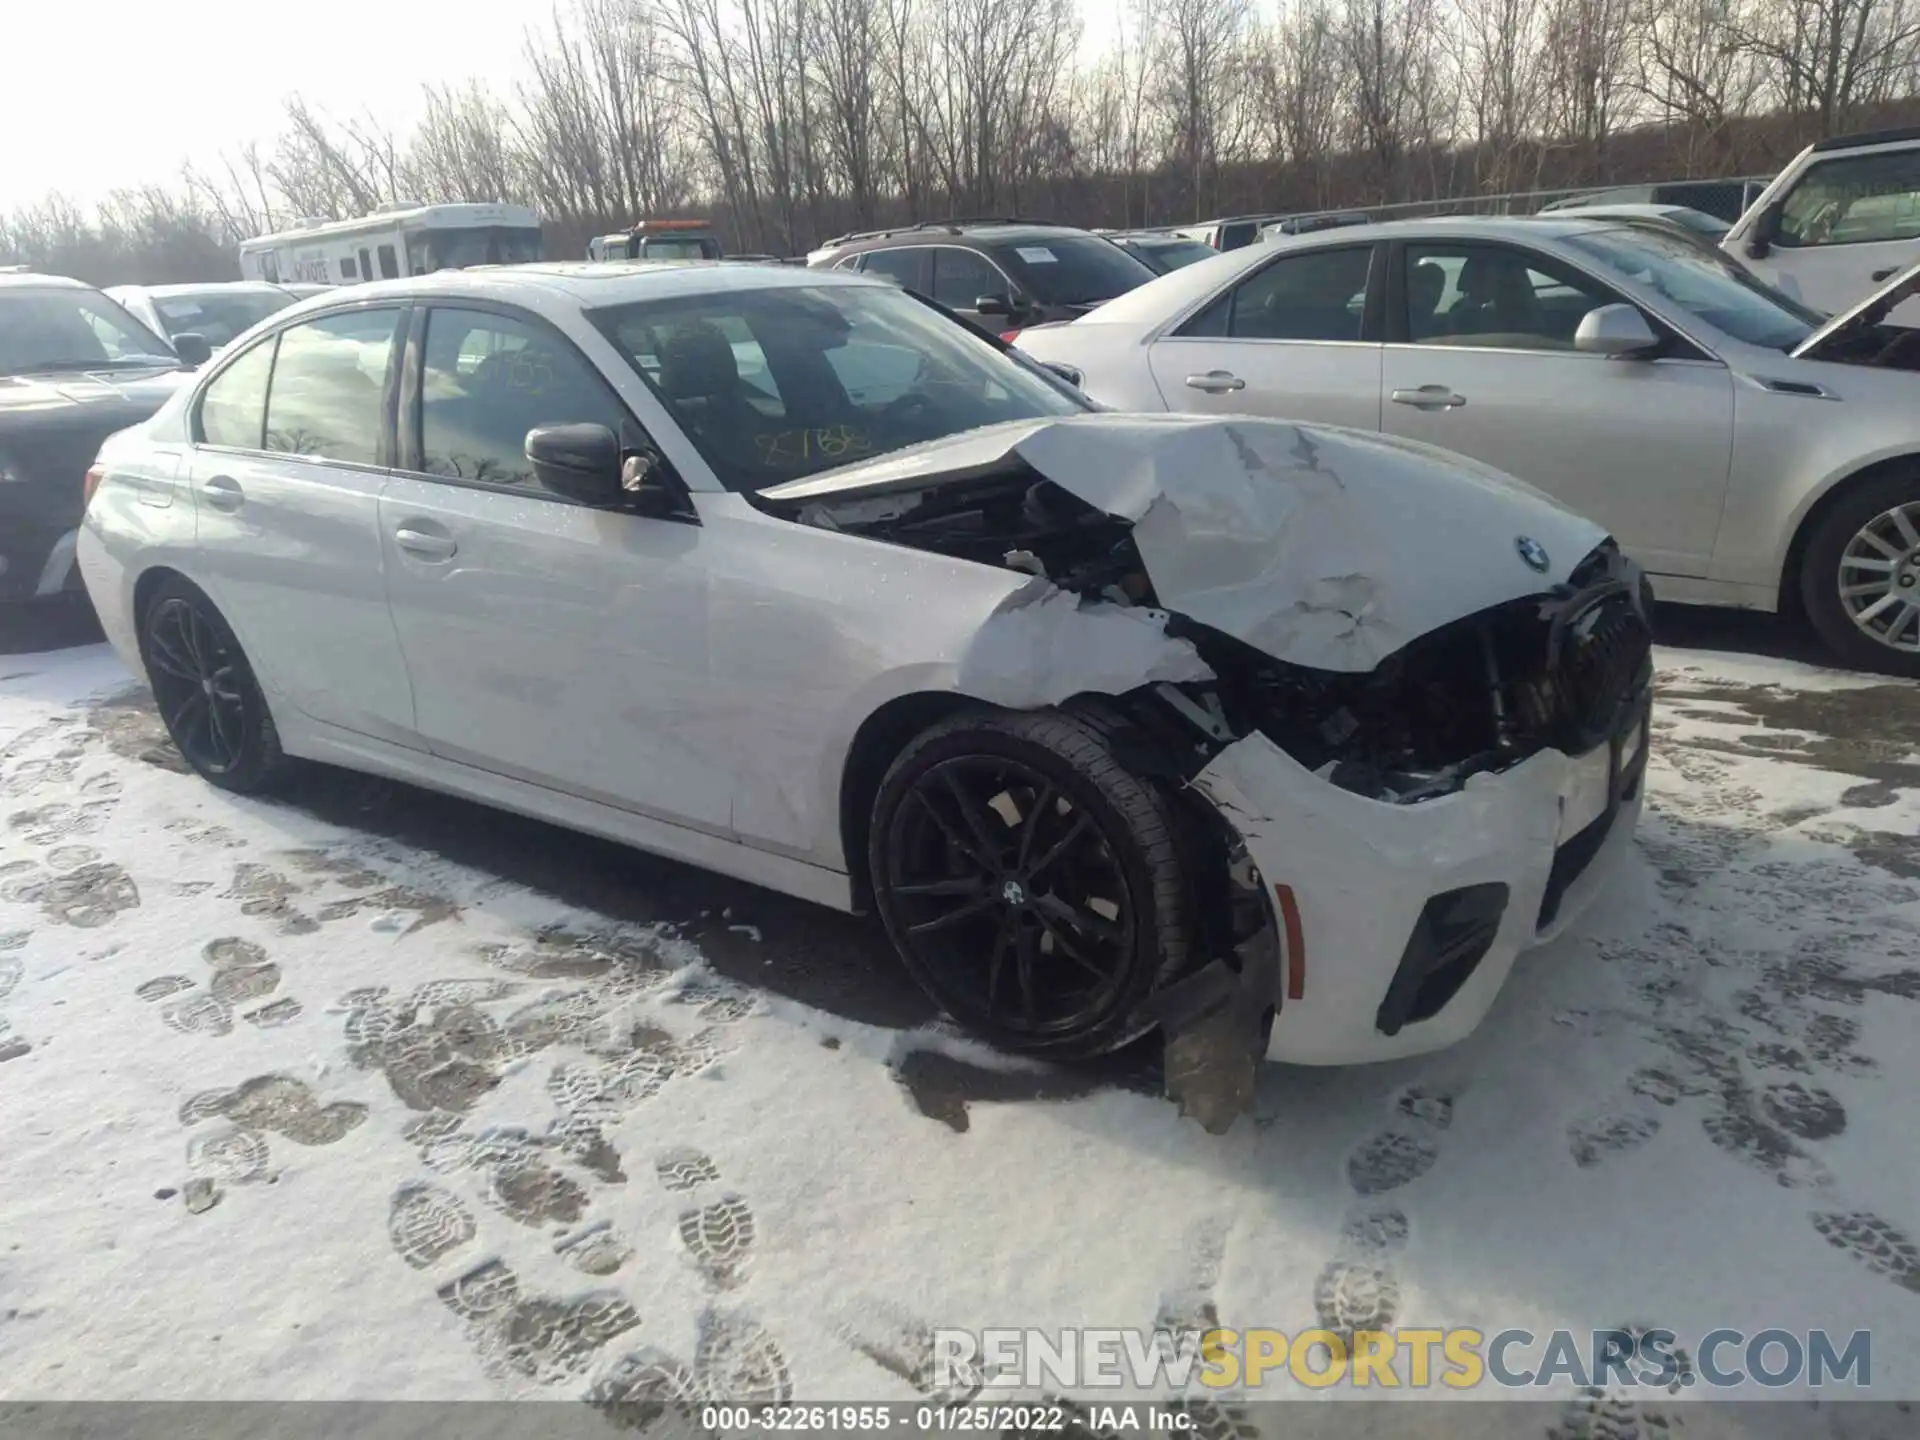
[6,0,1920,285]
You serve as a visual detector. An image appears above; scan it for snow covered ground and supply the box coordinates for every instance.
[2,632,1918,1432]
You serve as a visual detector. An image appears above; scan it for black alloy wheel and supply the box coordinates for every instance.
[869,709,1192,1058]
[139,579,293,793]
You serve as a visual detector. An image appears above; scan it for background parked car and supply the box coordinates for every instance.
[810,219,1156,338]
[106,281,299,358]
[1016,216,1920,675]
[1725,124,1920,323]
[0,271,196,604]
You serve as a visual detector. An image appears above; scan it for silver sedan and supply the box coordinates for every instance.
[1017,216,1920,675]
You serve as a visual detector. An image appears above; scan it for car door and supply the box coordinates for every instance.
[185,306,421,745]
[377,302,733,836]
[1378,240,1733,577]
[1145,243,1383,430]
[1749,147,1920,321]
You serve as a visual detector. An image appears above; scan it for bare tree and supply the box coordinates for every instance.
[1739,0,1920,130]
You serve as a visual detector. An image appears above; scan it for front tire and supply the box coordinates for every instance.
[1800,472,1920,678]
[139,578,295,794]
[868,707,1193,1060]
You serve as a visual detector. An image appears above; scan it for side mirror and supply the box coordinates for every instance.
[1746,199,1784,259]
[172,332,212,367]
[526,423,625,505]
[526,423,685,515]
[1573,304,1660,358]
[973,293,1015,318]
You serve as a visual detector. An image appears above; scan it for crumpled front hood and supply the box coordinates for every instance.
[761,413,1610,672]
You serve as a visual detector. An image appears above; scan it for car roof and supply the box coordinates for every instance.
[833,222,1102,249]
[0,271,91,291]
[289,260,881,311]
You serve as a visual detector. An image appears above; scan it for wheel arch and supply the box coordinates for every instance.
[1778,450,1920,617]
[837,690,987,911]
[132,564,193,632]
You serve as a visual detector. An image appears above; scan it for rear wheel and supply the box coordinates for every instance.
[139,578,295,794]
[1800,472,1920,678]
[867,707,1193,1059]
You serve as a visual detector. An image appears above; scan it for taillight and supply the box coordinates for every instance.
[1000,329,1022,342]
[83,464,105,508]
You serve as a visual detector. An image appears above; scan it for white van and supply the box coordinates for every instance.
[239,202,543,285]
[1724,126,1920,320]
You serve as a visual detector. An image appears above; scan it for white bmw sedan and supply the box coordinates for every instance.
[79,262,1653,1129]
[1017,217,1920,676]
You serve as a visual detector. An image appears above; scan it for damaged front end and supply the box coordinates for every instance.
[759,415,1656,1131]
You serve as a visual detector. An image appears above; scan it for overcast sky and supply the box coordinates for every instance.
[3,0,1131,214]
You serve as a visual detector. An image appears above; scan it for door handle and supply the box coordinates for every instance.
[1185,370,1246,393]
[200,474,243,511]
[393,524,458,561]
[1872,266,1899,281]
[1391,385,1468,411]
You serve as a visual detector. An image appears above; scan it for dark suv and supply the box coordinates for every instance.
[811,220,1156,336]
[0,272,199,604]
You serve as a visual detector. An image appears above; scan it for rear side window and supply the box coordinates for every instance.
[198,338,275,449]
[931,248,1007,308]
[988,235,1154,306]
[378,245,400,279]
[1181,247,1373,341]
[857,248,925,290]
[264,309,401,465]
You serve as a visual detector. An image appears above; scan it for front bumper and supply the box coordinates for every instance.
[1192,690,1650,1066]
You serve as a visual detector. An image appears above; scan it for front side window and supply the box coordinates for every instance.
[931,248,1008,308]
[418,307,631,489]
[198,339,276,449]
[377,245,400,279]
[1182,246,1373,341]
[263,308,400,465]
[1778,150,1920,248]
[1561,226,1823,350]
[589,282,1085,492]
[0,288,178,375]
[1403,244,1613,350]
[152,289,297,347]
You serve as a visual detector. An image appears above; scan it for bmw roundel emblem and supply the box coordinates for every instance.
[1516,536,1551,573]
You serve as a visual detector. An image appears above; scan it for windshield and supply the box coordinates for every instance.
[987,235,1156,306]
[589,282,1085,492]
[639,236,722,260]
[0,287,181,376]
[1128,238,1216,274]
[406,225,544,273]
[151,289,296,346]
[1561,226,1826,350]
